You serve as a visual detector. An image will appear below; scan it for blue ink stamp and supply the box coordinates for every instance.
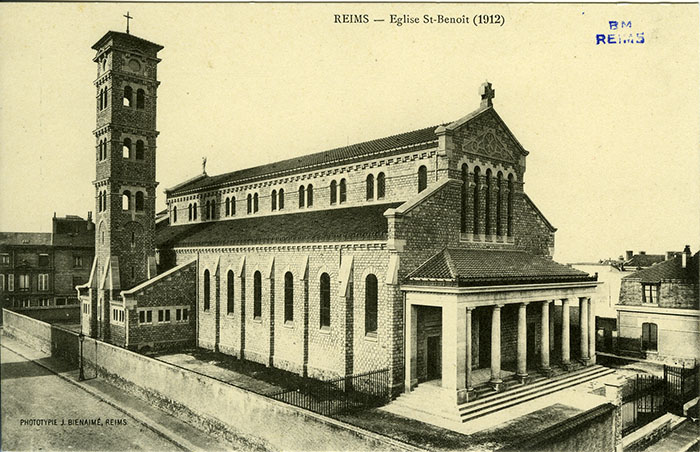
[596,20,645,45]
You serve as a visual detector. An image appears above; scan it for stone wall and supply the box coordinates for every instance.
[2,309,414,452]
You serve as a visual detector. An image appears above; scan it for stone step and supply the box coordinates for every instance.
[463,365,607,409]
[459,366,615,423]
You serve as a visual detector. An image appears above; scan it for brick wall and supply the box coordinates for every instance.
[183,245,395,380]
[123,261,197,350]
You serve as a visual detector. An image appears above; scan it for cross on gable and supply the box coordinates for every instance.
[480,81,495,108]
[124,11,133,34]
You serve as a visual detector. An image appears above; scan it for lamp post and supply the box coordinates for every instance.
[78,332,85,381]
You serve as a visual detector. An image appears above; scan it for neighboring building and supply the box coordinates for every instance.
[81,28,601,402]
[0,214,95,312]
[616,245,699,365]
[615,250,667,272]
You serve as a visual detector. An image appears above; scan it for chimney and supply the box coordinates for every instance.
[87,211,94,231]
[666,251,675,260]
[639,251,646,255]
[682,245,691,268]
[87,211,92,222]
[625,250,633,260]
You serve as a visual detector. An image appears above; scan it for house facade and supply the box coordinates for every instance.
[616,246,699,365]
[81,29,600,400]
[1,214,94,314]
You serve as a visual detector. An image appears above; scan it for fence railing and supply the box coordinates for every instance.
[664,363,698,415]
[622,364,699,437]
[270,368,391,417]
[621,374,666,436]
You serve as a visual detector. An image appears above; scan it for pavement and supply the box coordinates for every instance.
[1,332,260,451]
[643,420,700,452]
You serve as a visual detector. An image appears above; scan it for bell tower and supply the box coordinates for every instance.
[84,27,163,339]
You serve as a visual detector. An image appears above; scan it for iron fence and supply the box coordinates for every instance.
[621,374,666,436]
[664,363,698,415]
[270,368,391,417]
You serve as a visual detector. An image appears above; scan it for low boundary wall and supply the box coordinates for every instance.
[2,309,415,451]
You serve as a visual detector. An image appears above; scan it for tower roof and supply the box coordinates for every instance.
[92,30,163,52]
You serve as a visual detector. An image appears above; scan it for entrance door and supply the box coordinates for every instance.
[427,336,441,380]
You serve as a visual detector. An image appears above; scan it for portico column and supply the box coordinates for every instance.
[540,301,550,370]
[588,297,596,364]
[442,303,467,400]
[405,303,418,392]
[561,299,570,366]
[517,302,528,380]
[490,304,503,385]
[549,301,555,356]
[580,297,589,362]
[466,307,473,391]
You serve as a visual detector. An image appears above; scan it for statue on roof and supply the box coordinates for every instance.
[202,157,207,175]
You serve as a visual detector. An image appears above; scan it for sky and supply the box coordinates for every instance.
[0,3,698,263]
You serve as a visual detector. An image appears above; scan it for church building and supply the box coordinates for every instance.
[80,29,600,402]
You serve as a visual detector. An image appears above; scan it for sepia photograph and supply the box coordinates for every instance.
[0,3,698,451]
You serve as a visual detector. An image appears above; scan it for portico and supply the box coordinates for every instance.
[402,248,599,404]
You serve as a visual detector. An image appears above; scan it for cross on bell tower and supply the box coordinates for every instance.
[480,81,495,108]
[124,11,133,34]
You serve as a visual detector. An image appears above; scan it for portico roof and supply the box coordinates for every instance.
[406,248,596,287]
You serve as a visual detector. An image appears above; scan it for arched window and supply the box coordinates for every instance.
[284,272,294,322]
[135,140,144,160]
[339,179,347,204]
[271,190,277,211]
[306,184,313,207]
[136,89,145,109]
[253,193,259,213]
[122,138,132,159]
[278,189,284,210]
[102,59,107,71]
[253,271,262,319]
[122,191,131,211]
[377,172,386,199]
[320,273,331,328]
[131,231,136,247]
[205,200,211,220]
[193,202,198,220]
[366,174,374,200]
[98,88,103,110]
[330,180,337,205]
[227,270,235,314]
[102,87,108,110]
[365,274,378,335]
[231,196,236,215]
[123,86,133,107]
[173,206,177,223]
[461,164,468,233]
[485,169,492,236]
[98,191,103,213]
[298,185,305,208]
[641,323,658,351]
[473,167,481,234]
[203,269,211,311]
[188,204,193,221]
[135,191,144,211]
[225,197,230,216]
[507,174,514,237]
[97,140,101,160]
[418,165,428,193]
[496,172,503,236]
[247,194,252,214]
